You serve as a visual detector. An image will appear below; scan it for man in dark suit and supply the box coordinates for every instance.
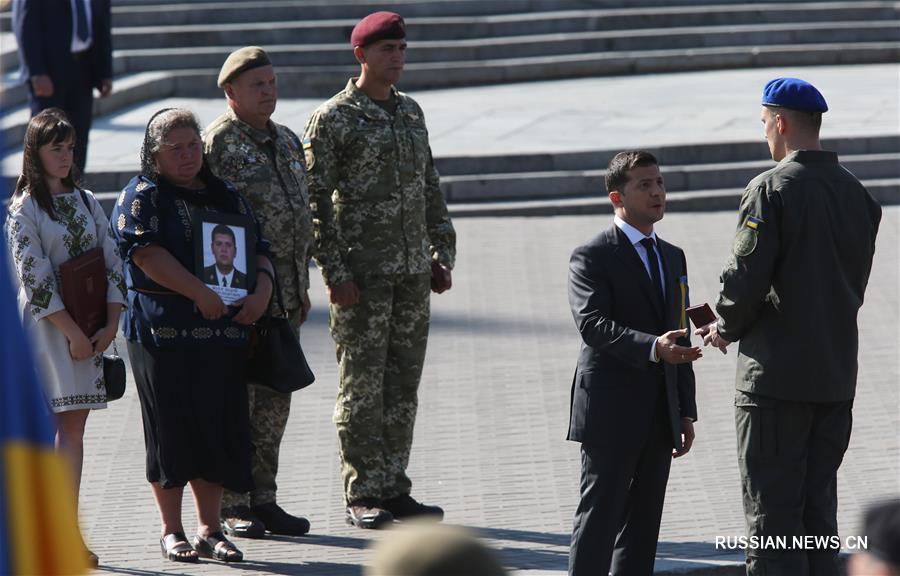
[204,225,247,289]
[567,150,701,576]
[13,0,113,171]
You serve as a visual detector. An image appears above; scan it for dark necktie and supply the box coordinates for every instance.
[640,238,665,308]
[222,277,228,287]
[74,0,89,43]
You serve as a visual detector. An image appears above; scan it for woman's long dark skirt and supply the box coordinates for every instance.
[127,341,253,492]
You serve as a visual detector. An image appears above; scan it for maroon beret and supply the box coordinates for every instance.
[351,12,405,48]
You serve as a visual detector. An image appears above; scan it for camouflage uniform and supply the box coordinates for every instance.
[303,78,455,503]
[204,108,313,508]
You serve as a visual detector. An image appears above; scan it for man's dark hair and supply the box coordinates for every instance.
[863,499,900,569]
[764,105,822,133]
[605,150,658,194]
[211,224,236,244]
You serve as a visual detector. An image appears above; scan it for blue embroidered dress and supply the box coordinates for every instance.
[111,175,269,347]
[109,173,268,490]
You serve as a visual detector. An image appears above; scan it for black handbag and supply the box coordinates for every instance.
[246,272,315,393]
[103,342,127,401]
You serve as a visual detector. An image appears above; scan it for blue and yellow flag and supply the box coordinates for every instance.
[0,207,87,573]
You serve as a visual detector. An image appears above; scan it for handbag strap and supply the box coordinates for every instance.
[259,266,288,321]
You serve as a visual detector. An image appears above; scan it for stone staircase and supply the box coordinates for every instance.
[1,0,897,212]
[37,134,892,217]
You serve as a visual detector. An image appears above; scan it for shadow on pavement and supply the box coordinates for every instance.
[474,526,569,546]
[229,560,363,576]
[266,532,371,550]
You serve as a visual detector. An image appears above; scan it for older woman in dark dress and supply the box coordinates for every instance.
[111,108,274,563]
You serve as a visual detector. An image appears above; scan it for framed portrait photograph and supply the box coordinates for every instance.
[193,211,256,306]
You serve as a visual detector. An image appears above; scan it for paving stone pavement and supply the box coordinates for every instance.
[77,205,899,575]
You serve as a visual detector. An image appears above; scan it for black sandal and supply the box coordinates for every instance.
[192,531,243,563]
[160,532,199,563]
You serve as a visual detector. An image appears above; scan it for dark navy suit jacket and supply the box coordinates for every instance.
[567,224,698,450]
[13,0,112,89]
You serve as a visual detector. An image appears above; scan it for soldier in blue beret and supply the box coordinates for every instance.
[696,78,882,575]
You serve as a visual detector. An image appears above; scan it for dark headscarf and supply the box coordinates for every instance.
[140,107,239,213]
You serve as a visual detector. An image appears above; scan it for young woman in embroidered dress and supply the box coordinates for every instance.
[4,108,126,567]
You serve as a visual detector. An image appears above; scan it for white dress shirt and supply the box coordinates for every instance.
[216,269,235,288]
[614,215,665,362]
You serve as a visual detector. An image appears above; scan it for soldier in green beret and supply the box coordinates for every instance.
[204,46,313,538]
[303,12,456,529]
[697,78,882,575]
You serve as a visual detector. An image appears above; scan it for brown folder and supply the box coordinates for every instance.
[59,247,107,337]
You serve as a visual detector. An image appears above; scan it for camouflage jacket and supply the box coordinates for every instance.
[204,108,313,315]
[302,78,456,286]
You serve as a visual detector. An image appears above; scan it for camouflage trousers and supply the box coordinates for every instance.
[222,309,301,509]
[330,273,430,504]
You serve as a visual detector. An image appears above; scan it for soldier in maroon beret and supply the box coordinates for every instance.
[303,12,456,530]
[350,11,406,49]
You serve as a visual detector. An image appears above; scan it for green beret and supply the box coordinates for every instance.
[217,46,271,88]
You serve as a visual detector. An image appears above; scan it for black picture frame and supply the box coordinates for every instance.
[193,211,256,306]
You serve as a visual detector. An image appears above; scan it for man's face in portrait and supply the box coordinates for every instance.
[212,232,236,272]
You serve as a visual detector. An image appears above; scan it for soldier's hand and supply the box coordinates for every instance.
[656,328,702,364]
[300,291,311,324]
[696,322,730,355]
[329,281,360,307]
[431,262,452,293]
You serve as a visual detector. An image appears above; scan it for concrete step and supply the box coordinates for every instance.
[83,177,899,218]
[6,38,896,118]
[14,140,895,210]
[13,3,891,74]
[107,0,885,27]
[446,178,900,217]
[106,20,900,73]
[1,71,175,151]
[441,153,900,202]
[107,8,899,49]
[102,1,896,29]
[1,0,858,31]
[436,136,900,177]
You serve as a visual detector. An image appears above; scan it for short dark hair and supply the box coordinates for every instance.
[764,105,822,133]
[211,224,236,244]
[605,150,658,194]
[863,499,900,569]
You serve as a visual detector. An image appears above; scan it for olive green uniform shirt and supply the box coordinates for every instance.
[716,150,881,402]
[302,78,456,286]
[204,108,314,316]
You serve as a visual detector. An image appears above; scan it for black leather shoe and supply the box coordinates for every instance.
[382,494,444,521]
[220,505,267,539]
[252,502,311,536]
[345,498,394,529]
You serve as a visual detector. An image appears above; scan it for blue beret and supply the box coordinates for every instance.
[762,77,828,113]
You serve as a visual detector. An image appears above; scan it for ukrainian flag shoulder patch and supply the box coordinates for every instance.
[744,216,763,230]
